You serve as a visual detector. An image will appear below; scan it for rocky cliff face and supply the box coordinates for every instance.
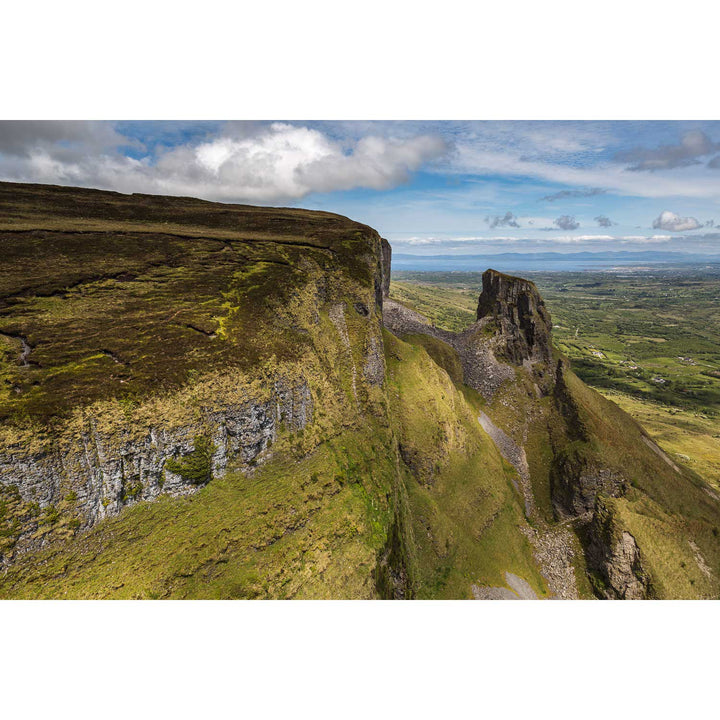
[476,269,553,366]
[0,377,313,564]
[585,496,650,599]
[0,181,387,571]
[381,238,392,299]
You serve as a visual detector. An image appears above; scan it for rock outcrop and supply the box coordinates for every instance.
[476,269,553,366]
[0,377,313,566]
[380,238,392,299]
[551,454,625,518]
[384,268,553,400]
[383,298,516,400]
[585,497,651,599]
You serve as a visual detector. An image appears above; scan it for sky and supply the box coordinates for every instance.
[2,120,720,255]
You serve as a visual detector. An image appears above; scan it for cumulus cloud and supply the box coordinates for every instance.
[540,187,606,202]
[296,133,447,194]
[0,121,448,203]
[708,155,720,169]
[616,130,720,171]
[652,210,702,232]
[594,215,615,228]
[485,211,520,229]
[554,215,580,230]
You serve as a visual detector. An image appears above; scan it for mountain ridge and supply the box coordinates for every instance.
[0,182,718,599]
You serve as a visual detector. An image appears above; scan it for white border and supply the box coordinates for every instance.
[3,1,719,120]
[2,1,718,716]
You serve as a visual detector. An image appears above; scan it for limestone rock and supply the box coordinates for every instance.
[0,378,313,566]
[551,451,626,518]
[476,269,553,366]
[586,496,651,599]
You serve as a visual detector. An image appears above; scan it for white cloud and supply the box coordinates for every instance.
[549,235,608,244]
[297,133,447,194]
[391,232,682,250]
[0,120,133,157]
[397,234,528,246]
[443,140,720,200]
[652,210,702,232]
[401,236,447,245]
[0,121,447,203]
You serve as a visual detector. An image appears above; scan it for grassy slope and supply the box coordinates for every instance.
[0,182,396,598]
[562,371,720,597]
[0,422,397,599]
[0,317,548,600]
[390,276,720,598]
[598,390,720,490]
[390,280,476,332]
[0,181,380,424]
[384,330,548,599]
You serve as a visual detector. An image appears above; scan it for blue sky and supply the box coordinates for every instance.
[2,120,720,255]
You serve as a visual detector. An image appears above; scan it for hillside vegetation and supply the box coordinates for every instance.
[392,270,720,491]
[1,183,718,599]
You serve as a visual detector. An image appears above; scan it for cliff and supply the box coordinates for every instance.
[0,181,389,589]
[1,181,719,600]
[476,269,553,366]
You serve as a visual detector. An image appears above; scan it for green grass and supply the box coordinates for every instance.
[0,421,398,599]
[402,333,464,385]
[164,435,216,485]
[390,280,476,331]
[390,270,720,598]
[383,330,549,598]
[597,389,720,490]
[0,181,383,425]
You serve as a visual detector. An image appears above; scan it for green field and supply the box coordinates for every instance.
[391,266,720,489]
